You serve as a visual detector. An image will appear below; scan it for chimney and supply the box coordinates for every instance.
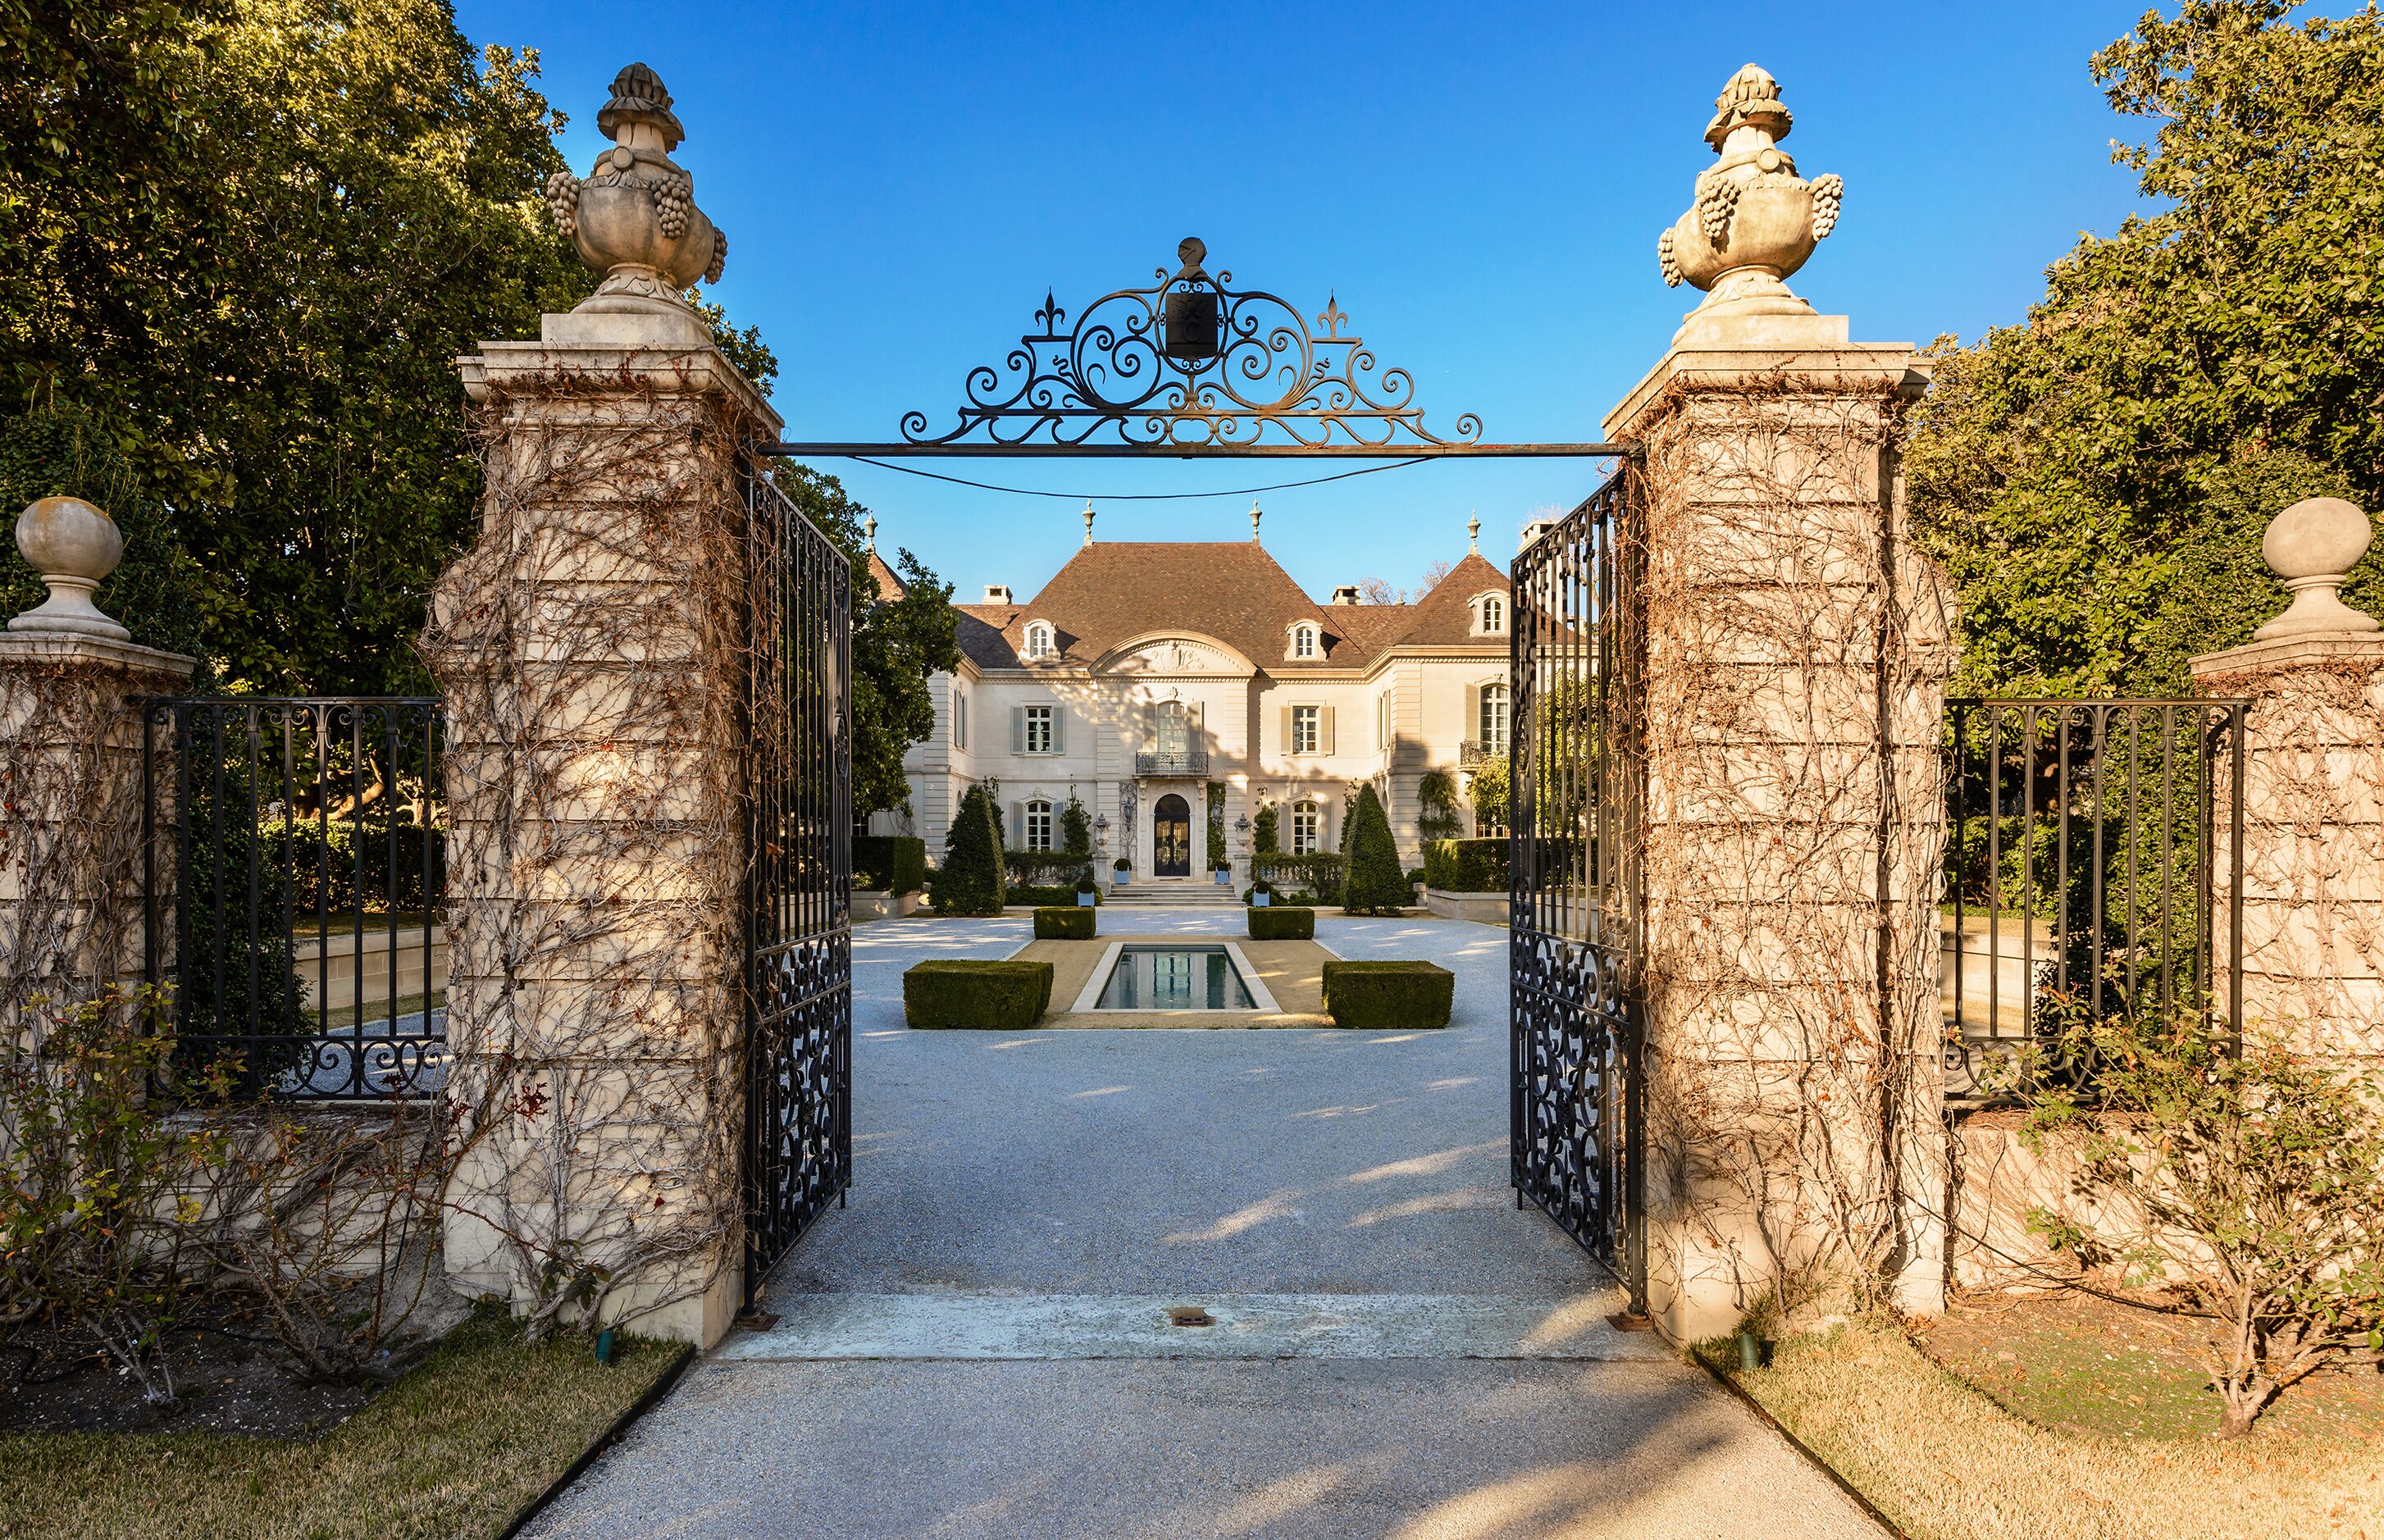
[1330,584,1361,605]
[1519,517,1557,554]
[983,584,1012,604]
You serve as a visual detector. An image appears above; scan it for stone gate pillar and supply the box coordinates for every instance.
[425,65,777,1346]
[1,498,196,1043]
[2190,497,2384,1070]
[1608,65,1952,1339]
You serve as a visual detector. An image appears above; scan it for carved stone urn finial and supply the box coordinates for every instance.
[11,496,130,640]
[545,63,727,319]
[1657,63,1844,343]
[2254,496,2380,640]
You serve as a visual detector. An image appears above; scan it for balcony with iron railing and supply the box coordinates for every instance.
[1461,740,1506,767]
[1134,748,1210,777]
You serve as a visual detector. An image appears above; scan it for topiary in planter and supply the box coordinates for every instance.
[903,959,1055,1028]
[1033,905,1095,940]
[1247,905,1315,941]
[1320,960,1453,1029]
[1339,783,1409,914]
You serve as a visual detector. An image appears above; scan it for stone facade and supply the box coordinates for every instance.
[1612,63,1951,1339]
[1,494,197,1044]
[423,65,766,1347]
[876,529,1515,892]
[2191,498,2384,1067]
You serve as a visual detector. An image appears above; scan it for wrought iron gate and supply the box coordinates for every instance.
[741,462,854,1301]
[1509,466,1646,1307]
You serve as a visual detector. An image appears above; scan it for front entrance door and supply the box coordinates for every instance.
[1152,793,1192,877]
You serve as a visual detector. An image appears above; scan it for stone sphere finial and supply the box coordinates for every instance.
[2254,495,2379,640]
[11,496,130,640]
[1657,62,1844,341]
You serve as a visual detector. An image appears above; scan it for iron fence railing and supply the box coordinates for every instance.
[1942,697,2245,1100]
[1134,749,1208,777]
[143,697,447,1100]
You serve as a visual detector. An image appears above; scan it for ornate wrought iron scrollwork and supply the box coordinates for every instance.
[899,237,1484,451]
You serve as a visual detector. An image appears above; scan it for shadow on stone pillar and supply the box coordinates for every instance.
[422,63,778,1349]
[2,496,197,1045]
[1610,62,1953,1342]
[2190,496,2384,1069]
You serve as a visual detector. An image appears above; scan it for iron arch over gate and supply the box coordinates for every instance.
[1509,467,1648,1310]
[741,462,855,1300]
[750,234,1644,1301]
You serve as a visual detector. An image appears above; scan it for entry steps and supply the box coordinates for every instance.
[723,1289,1671,1362]
[1102,882,1243,908]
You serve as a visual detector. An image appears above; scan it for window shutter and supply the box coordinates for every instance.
[1465,684,1480,747]
[1189,701,1203,749]
[1010,706,1024,755]
[1280,706,1294,756]
[1321,706,1336,756]
[1011,801,1025,848]
[1051,705,1065,755]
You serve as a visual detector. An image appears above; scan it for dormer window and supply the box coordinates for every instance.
[1023,621,1055,660]
[1291,623,1319,659]
[1475,593,1507,636]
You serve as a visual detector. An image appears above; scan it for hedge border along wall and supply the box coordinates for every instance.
[854,835,927,895]
[1320,960,1454,1029]
[1423,837,1508,894]
[1247,906,1315,941]
[1010,884,1101,908]
[1033,906,1095,940]
[902,959,1055,1029]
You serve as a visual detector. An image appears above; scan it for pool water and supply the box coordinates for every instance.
[1093,945,1256,1010]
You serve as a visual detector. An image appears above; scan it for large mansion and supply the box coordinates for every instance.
[868,512,1516,891]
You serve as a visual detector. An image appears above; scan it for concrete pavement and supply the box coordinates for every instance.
[526,910,1882,1539]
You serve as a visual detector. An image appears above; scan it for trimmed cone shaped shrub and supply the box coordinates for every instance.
[1247,905,1315,941]
[1033,906,1096,940]
[935,782,1006,916]
[904,959,1054,1028]
[1339,783,1409,915]
[1321,960,1453,1029]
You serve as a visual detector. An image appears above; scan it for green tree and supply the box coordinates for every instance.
[1415,768,1462,841]
[1252,801,1279,855]
[1465,758,1510,835]
[1060,791,1092,855]
[1340,783,1407,915]
[1909,2,2384,697]
[767,462,960,820]
[2,0,591,691]
[934,782,1005,917]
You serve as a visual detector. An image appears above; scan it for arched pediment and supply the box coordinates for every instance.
[1093,630,1256,677]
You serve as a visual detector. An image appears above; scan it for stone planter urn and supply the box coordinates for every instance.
[1656,63,1844,345]
[544,63,727,322]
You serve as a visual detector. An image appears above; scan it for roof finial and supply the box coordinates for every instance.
[1251,499,1263,544]
[1467,512,1480,555]
[864,513,877,554]
[1083,499,1096,546]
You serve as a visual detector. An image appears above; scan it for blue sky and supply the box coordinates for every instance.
[457,0,2158,602]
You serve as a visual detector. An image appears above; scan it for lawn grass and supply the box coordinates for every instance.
[0,1312,683,1540]
[1695,1317,2384,1540]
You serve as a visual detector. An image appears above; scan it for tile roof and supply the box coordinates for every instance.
[865,550,906,602]
[949,541,1511,672]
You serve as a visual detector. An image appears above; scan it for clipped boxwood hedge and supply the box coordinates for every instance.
[1320,960,1454,1030]
[854,835,928,895]
[1247,905,1315,941]
[903,959,1054,1029]
[1033,906,1095,940]
[1423,837,1509,894]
